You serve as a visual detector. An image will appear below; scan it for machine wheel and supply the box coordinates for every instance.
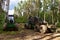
[13,26,18,31]
[24,23,29,29]
[40,25,47,34]
[34,24,40,32]
[48,25,56,33]
[3,26,18,31]
[3,23,7,31]
[3,23,18,31]
[25,23,34,29]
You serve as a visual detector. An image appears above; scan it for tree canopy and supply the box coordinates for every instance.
[14,0,60,27]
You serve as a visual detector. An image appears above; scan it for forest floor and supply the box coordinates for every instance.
[0,23,60,40]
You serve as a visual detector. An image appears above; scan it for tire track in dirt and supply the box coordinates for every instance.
[0,29,60,40]
[24,33,60,40]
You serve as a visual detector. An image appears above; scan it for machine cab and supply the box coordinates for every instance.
[8,15,14,23]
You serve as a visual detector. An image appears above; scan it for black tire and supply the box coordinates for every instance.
[3,27,7,31]
[48,25,56,33]
[14,26,18,31]
[24,23,29,29]
[3,26,18,31]
[34,26,40,32]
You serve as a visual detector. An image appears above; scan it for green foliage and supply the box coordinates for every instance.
[0,14,5,30]
[14,15,28,23]
[0,8,5,30]
[56,22,60,28]
[14,0,60,28]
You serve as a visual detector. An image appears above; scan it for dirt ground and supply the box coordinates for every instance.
[0,29,60,40]
[0,23,60,40]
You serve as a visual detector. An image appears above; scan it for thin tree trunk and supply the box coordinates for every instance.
[5,0,10,22]
[44,13,45,21]
[52,11,54,24]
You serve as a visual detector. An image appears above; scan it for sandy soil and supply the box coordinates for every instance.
[0,29,60,40]
[0,23,60,40]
